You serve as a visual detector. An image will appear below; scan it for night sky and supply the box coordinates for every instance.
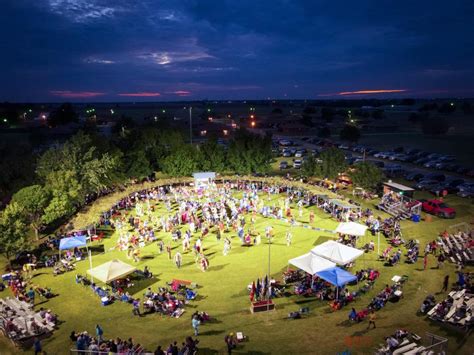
[1,0,473,102]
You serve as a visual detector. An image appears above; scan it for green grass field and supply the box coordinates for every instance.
[1,180,473,355]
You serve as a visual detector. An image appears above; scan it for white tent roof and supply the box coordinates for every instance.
[311,240,364,265]
[193,172,216,180]
[335,222,368,236]
[87,259,136,283]
[289,253,336,275]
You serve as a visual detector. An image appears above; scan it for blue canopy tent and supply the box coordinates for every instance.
[59,235,87,250]
[316,266,357,299]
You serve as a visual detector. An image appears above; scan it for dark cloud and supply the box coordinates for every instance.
[1,0,473,101]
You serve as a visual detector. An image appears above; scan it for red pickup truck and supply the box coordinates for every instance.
[421,199,456,219]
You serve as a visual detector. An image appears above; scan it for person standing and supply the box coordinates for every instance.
[367,310,376,329]
[132,298,141,316]
[442,275,449,292]
[167,242,172,260]
[158,240,164,254]
[423,254,428,270]
[95,324,103,342]
[192,314,200,336]
[174,252,182,268]
[309,210,315,224]
[286,231,292,246]
[33,337,42,355]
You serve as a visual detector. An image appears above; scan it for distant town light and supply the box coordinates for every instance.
[207,108,211,112]
[391,104,395,108]
[162,109,166,113]
[208,117,213,121]
[200,130,207,136]
[350,119,355,123]
[450,102,454,106]
[250,114,255,119]
[223,129,228,135]
[28,109,32,113]
[110,109,114,114]
[3,118,7,123]
[251,121,256,127]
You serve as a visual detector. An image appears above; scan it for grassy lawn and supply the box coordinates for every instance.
[1,180,473,355]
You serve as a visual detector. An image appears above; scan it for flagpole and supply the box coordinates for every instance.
[267,234,271,312]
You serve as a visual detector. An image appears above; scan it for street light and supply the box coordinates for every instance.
[251,121,256,127]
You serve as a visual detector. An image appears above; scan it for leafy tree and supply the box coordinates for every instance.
[125,150,153,179]
[321,107,335,121]
[199,137,226,172]
[162,145,200,177]
[317,126,331,138]
[301,154,318,177]
[42,170,82,224]
[227,129,272,174]
[12,185,50,240]
[340,124,361,142]
[0,202,30,264]
[47,103,78,126]
[314,147,347,179]
[349,162,384,191]
[82,152,122,193]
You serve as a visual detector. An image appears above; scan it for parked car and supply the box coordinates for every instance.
[405,171,425,181]
[366,160,384,168]
[282,150,292,157]
[424,173,445,181]
[279,139,293,146]
[424,160,442,168]
[279,161,289,170]
[414,157,430,165]
[421,199,456,218]
[293,159,302,169]
[457,187,474,198]
[374,151,390,158]
[415,179,440,190]
[295,150,305,158]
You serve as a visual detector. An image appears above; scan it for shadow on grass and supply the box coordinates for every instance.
[31,272,49,279]
[141,255,155,260]
[128,276,159,294]
[200,329,225,336]
[197,347,219,354]
[209,263,229,272]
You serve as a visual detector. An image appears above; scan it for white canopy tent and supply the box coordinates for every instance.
[288,253,336,275]
[335,222,368,236]
[311,240,364,265]
[87,259,136,283]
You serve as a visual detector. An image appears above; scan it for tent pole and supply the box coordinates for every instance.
[89,249,94,283]
[377,231,380,256]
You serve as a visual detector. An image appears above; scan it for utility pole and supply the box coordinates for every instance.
[189,107,193,144]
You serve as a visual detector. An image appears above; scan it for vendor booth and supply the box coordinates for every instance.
[87,259,136,283]
[288,253,336,275]
[311,240,364,265]
[335,222,368,237]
